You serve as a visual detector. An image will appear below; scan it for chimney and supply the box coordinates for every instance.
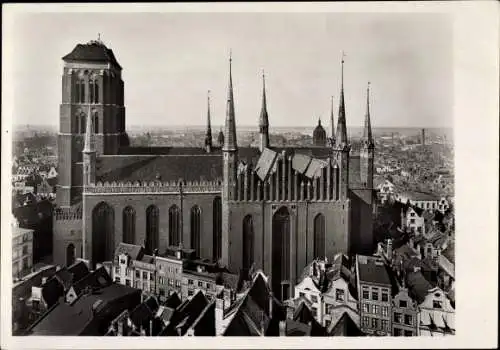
[387,239,393,261]
[279,320,286,336]
[215,297,225,331]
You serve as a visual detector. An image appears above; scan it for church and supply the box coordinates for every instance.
[53,39,376,301]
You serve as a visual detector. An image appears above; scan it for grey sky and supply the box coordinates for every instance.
[11,12,452,128]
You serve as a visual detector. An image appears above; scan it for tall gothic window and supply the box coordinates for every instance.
[93,113,99,134]
[146,205,159,253]
[242,215,254,272]
[212,197,222,262]
[89,78,99,103]
[313,213,326,259]
[122,206,136,244]
[80,113,86,134]
[75,79,85,103]
[335,167,340,200]
[92,202,115,264]
[272,206,291,301]
[169,205,180,247]
[190,206,201,256]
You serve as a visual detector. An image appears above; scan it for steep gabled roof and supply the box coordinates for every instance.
[328,311,363,336]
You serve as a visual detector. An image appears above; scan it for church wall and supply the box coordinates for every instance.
[349,189,374,255]
[83,191,221,264]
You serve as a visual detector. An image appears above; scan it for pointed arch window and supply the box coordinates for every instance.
[80,113,86,134]
[75,79,85,103]
[213,197,222,261]
[242,215,254,271]
[146,205,159,253]
[169,205,180,247]
[89,77,99,103]
[93,112,99,134]
[190,206,201,256]
[122,206,136,244]
[313,213,326,259]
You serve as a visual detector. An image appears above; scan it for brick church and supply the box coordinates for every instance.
[54,38,376,301]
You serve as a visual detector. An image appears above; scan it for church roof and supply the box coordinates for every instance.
[96,155,223,183]
[62,40,122,69]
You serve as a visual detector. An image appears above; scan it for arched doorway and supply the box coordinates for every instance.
[146,205,159,254]
[272,206,291,301]
[212,197,222,262]
[92,202,115,264]
[66,243,76,266]
[242,215,254,272]
[313,213,326,259]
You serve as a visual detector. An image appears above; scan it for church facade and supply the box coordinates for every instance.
[53,39,376,301]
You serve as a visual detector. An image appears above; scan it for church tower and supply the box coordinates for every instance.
[360,82,375,189]
[333,54,350,200]
[221,52,239,267]
[259,71,270,152]
[57,37,126,207]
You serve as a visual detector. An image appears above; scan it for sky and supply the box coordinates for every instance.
[9,11,453,129]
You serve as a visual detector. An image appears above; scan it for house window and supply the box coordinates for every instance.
[150,273,154,280]
[363,290,369,299]
[394,328,402,336]
[381,292,388,302]
[373,305,379,314]
[169,279,174,286]
[433,300,443,309]
[363,303,369,313]
[176,280,181,287]
[404,314,413,326]
[299,292,305,298]
[188,279,194,285]
[382,306,388,317]
[410,219,415,224]
[325,304,332,314]
[207,283,211,289]
[135,270,140,278]
[335,289,345,302]
[399,300,407,308]
[372,291,379,301]
[125,279,131,287]
[381,319,388,331]
[134,281,140,288]
[311,295,318,303]
[143,272,148,280]
[394,312,402,324]
[188,290,194,297]
[371,318,378,329]
[404,330,413,336]
[115,266,119,274]
[114,277,120,283]
[362,316,370,327]
[198,281,203,287]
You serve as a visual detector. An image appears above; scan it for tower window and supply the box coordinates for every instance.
[89,78,99,103]
[76,79,85,103]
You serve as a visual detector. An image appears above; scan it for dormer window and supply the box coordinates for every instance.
[433,300,443,309]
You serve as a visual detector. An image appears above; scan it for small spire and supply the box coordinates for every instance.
[205,90,213,150]
[259,69,269,127]
[362,81,374,146]
[83,104,95,153]
[335,51,348,145]
[330,95,335,139]
[224,51,237,151]
[318,117,322,126]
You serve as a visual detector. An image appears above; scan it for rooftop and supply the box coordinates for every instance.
[62,39,122,69]
[356,255,392,286]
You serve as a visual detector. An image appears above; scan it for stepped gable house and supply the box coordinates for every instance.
[54,39,376,301]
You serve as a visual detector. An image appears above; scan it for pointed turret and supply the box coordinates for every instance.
[83,104,96,187]
[362,82,374,147]
[330,96,335,141]
[259,70,270,151]
[205,90,213,152]
[83,104,95,153]
[335,53,348,146]
[223,52,237,151]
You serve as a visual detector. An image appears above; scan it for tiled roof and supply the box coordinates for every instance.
[328,311,363,336]
[356,255,392,286]
[27,283,140,335]
[41,277,65,308]
[400,190,439,201]
[405,271,433,304]
[67,261,90,283]
[62,41,122,69]
[114,243,144,261]
[71,266,112,297]
[161,291,208,336]
[96,155,223,183]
